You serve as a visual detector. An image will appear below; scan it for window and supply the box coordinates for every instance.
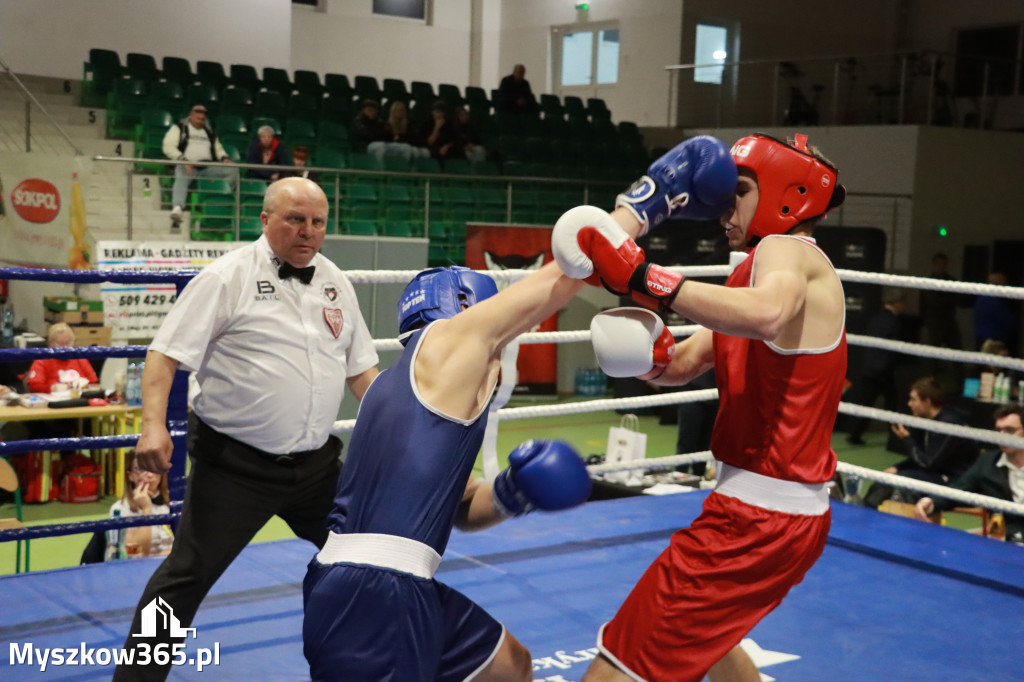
[694,24,728,84]
[372,0,428,21]
[558,25,619,87]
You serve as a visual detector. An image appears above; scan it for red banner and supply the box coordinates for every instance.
[464,223,557,394]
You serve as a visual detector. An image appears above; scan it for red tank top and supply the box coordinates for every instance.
[710,237,845,483]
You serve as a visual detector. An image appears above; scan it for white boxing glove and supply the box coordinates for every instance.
[590,307,675,380]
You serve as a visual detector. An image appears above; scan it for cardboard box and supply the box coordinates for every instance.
[69,325,112,347]
[43,297,104,325]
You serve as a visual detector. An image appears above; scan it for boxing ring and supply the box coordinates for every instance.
[2,263,1024,681]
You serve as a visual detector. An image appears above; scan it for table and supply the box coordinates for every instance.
[0,403,140,501]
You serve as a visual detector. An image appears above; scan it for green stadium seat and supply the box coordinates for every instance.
[255,90,287,123]
[382,155,411,173]
[317,121,349,147]
[347,153,381,172]
[437,83,464,107]
[354,75,382,102]
[382,78,409,102]
[345,220,377,236]
[412,156,442,174]
[284,118,317,149]
[250,116,281,136]
[230,64,261,93]
[320,93,353,120]
[288,94,320,121]
[442,158,473,175]
[161,56,194,88]
[381,221,415,238]
[262,67,292,97]
[239,216,263,239]
[214,114,249,151]
[410,81,436,106]
[316,148,347,169]
[82,49,123,107]
[221,86,254,120]
[195,61,228,91]
[186,82,220,114]
[294,70,324,98]
[147,81,184,114]
[324,73,352,98]
[125,52,160,83]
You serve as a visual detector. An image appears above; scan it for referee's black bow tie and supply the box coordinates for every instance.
[279,262,316,284]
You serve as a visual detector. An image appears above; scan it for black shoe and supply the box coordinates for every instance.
[846,434,866,446]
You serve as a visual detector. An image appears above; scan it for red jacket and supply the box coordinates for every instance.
[26,358,99,393]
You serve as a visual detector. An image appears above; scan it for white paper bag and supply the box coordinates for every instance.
[604,414,647,485]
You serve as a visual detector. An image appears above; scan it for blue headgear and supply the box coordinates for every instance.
[397,266,498,345]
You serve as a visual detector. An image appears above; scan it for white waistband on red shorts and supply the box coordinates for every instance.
[713,462,830,516]
[316,532,442,579]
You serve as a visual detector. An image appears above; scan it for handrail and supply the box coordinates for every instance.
[0,56,84,156]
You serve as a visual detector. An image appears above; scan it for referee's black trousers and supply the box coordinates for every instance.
[112,416,342,682]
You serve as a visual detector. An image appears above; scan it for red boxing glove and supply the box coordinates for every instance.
[552,205,644,293]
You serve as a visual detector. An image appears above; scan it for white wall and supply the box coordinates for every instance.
[495,1,683,126]
[0,0,292,78]
[289,0,474,88]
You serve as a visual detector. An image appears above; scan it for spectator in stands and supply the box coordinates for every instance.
[385,100,430,158]
[290,145,318,182]
[25,323,98,393]
[914,404,1024,545]
[862,376,979,507]
[496,64,537,114]
[454,106,487,164]
[162,103,238,229]
[845,287,915,445]
[245,125,291,181]
[350,99,390,156]
[973,271,1018,352]
[421,100,463,161]
[106,450,173,560]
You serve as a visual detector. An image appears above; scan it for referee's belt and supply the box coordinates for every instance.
[194,416,329,467]
[316,532,442,579]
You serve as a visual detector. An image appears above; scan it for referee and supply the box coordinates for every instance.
[113,177,380,681]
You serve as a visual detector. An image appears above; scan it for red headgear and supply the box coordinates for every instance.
[729,133,845,244]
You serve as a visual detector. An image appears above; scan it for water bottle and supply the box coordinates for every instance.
[844,473,862,503]
[1,305,14,345]
[126,361,143,407]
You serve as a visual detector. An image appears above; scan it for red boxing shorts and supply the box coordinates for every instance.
[598,491,831,682]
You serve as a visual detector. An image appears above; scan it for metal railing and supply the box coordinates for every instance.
[91,155,623,241]
[667,49,1023,131]
[0,57,83,156]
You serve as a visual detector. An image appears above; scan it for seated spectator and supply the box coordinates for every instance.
[496,64,537,114]
[915,404,1024,545]
[454,106,487,164]
[420,100,463,160]
[350,99,390,155]
[106,450,173,560]
[25,323,98,393]
[290,145,318,182]
[863,376,979,507]
[162,103,238,228]
[245,125,291,181]
[362,100,430,165]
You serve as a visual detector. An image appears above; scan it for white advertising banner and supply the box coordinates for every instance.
[97,241,243,341]
[0,152,93,269]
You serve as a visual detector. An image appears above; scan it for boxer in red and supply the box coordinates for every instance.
[553,133,847,681]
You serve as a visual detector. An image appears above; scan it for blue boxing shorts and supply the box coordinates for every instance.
[303,557,505,681]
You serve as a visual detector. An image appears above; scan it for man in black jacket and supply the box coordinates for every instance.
[915,404,1024,544]
[863,376,979,507]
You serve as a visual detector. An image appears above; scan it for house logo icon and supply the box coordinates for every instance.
[132,597,197,639]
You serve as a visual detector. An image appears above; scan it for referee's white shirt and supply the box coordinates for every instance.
[151,235,379,455]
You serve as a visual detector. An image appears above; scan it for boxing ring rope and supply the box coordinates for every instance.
[0,267,194,547]
[4,261,1024,554]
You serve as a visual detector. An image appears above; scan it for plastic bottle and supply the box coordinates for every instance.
[1,304,13,345]
[126,361,142,407]
[111,507,127,560]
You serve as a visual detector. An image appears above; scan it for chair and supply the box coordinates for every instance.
[382,78,409,102]
[196,60,229,91]
[82,48,123,107]
[161,56,194,88]
[317,120,349,147]
[262,67,292,97]
[294,70,324,98]
[324,73,353,98]
[215,114,249,151]
[186,82,221,115]
[284,118,317,151]
[125,52,160,83]
[288,94,320,121]
[412,156,442,174]
[410,81,436,106]
[586,97,610,121]
[345,220,378,236]
[320,93,354,121]
[0,457,29,573]
[464,86,490,111]
[437,83,464,107]
[230,64,262,93]
[146,80,184,113]
[353,75,382,102]
[220,86,255,119]
[255,90,288,123]
[250,116,282,136]
[563,95,586,119]
[316,147,347,169]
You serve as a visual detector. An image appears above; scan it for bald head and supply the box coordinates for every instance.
[261,177,330,267]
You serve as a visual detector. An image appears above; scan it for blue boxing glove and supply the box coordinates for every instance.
[492,440,592,518]
[616,135,738,235]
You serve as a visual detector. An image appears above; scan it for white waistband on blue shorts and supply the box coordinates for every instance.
[316,532,442,579]
[713,462,830,516]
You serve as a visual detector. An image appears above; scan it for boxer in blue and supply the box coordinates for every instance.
[302,133,738,681]
[302,265,594,681]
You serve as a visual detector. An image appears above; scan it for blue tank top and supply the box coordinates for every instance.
[326,323,491,554]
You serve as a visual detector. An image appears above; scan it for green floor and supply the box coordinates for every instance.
[0,400,983,576]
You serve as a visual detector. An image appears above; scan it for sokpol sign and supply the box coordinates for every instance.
[11,178,61,223]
